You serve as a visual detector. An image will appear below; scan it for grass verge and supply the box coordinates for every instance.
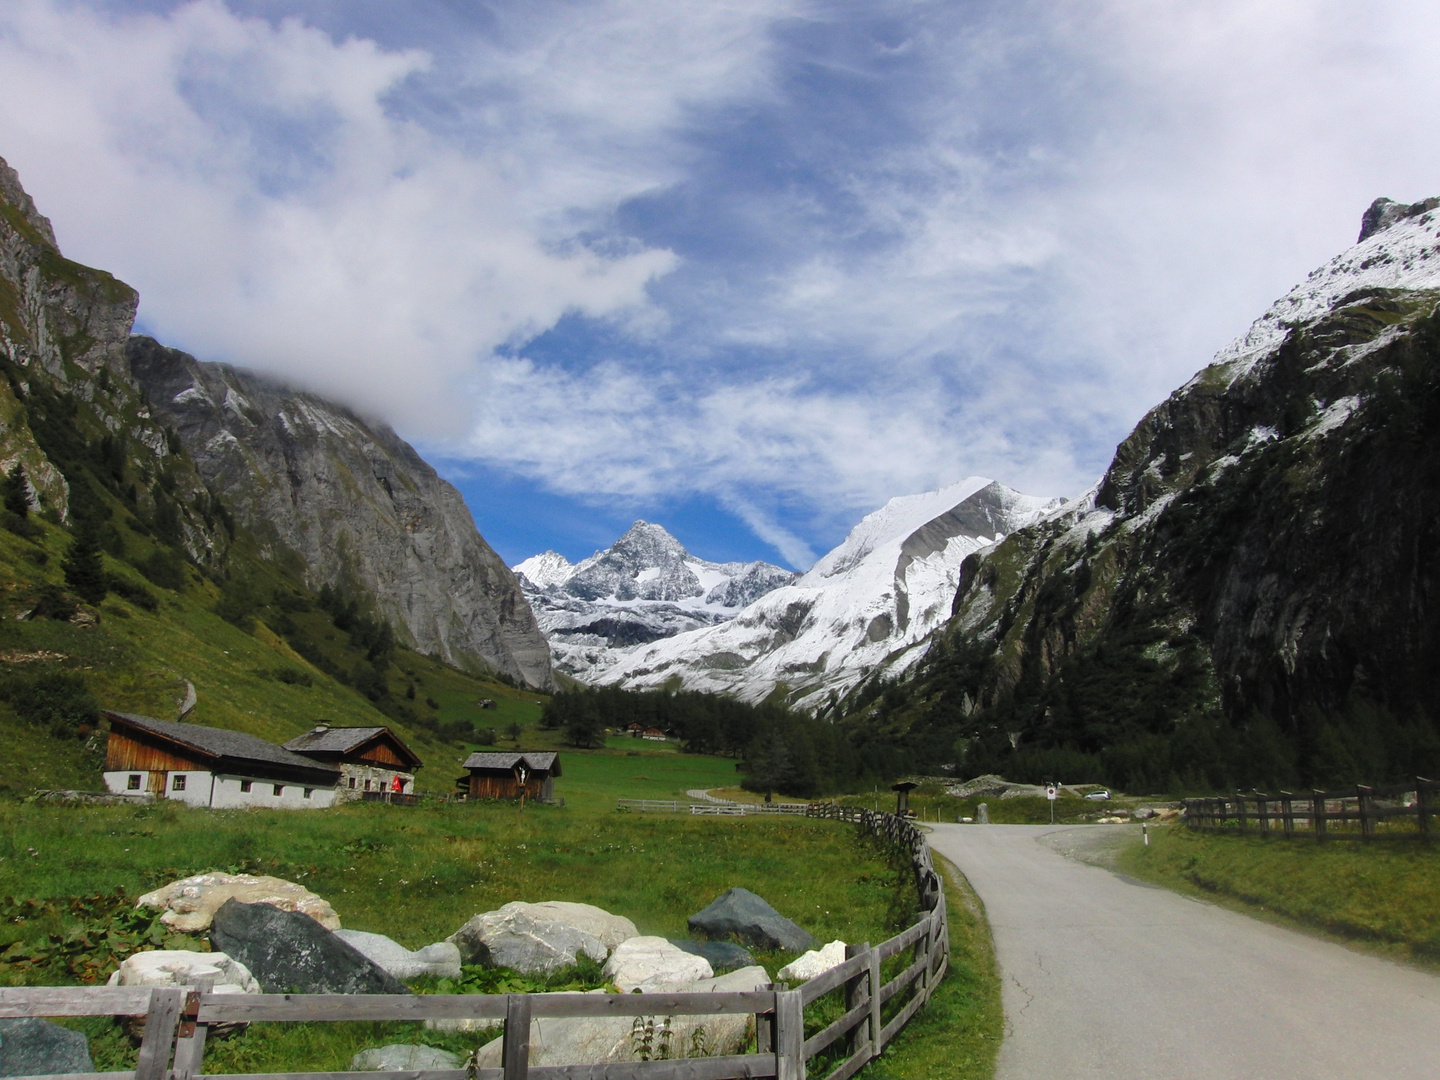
[857,856,1002,1080]
[1119,825,1440,965]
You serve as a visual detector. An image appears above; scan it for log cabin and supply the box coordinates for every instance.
[456,751,560,801]
[283,724,422,799]
[102,712,341,808]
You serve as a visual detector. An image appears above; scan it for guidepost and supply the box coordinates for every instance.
[1046,782,1058,824]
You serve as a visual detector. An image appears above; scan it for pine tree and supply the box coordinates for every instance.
[3,463,29,518]
[62,522,108,604]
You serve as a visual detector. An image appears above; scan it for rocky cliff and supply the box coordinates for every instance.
[129,339,552,688]
[859,197,1440,791]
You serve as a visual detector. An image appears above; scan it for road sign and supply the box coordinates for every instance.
[1046,784,1058,801]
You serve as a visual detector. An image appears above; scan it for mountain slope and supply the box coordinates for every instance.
[602,479,1061,707]
[128,340,551,689]
[514,521,796,681]
[858,196,1440,791]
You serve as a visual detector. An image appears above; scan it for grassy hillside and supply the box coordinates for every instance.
[0,513,544,795]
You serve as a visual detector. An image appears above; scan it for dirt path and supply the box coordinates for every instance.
[928,823,1440,1079]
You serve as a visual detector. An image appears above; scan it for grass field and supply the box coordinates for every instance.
[1120,825,1440,966]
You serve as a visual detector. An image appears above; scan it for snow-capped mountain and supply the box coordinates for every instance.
[513,521,798,681]
[598,479,1063,707]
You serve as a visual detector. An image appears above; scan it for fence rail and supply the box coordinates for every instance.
[614,799,809,816]
[0,807,946,1080]
[1183,777,1437,841]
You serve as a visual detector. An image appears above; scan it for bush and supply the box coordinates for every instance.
[137,549,188,591]
[1,510,44,540]
[104,574,158,612]
[28,584,77,621]
[0,670,100,739]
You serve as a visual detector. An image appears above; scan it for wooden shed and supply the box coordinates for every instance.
[102,711,341,809]
[456,751,560,802]
[283,724,422,799]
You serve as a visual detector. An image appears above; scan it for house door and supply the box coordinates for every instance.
[148,771,168,796]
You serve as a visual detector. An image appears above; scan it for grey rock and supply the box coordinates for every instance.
[333,930,462,980]
[211,900,409,995]
[667,939,755,972]
[351,1045,461,1071]
[1358,196,1440,242]
[976,802,989,824]
[601,936,711,992]
[0,1018,92,1077]
[687,888,816,953]
[449,903,608,974]
[128,337,552,690]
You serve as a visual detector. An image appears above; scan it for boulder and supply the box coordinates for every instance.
[510,902,638,950]
[777,940,847,983]
[0,1018,93,1077]
[333,931,462,981]
[667,939,755,973]
[106,949,260,995]
[138,873,340,934]
[602,937,711,993]
[449,904,607,974]
[469,966,769,1069]
[687,888,816,953]
[351,1045,461,1071]
[210,900,408,995]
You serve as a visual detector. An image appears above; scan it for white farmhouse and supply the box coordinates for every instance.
[102,711,341,809]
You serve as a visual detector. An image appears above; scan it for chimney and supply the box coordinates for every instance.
[312,723,330,733]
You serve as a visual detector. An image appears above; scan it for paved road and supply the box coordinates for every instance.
[927,823,1440,1079]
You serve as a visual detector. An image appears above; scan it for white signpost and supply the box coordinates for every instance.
[1046,783,1058,824]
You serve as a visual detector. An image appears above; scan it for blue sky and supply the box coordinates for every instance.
[3,1,1440,567]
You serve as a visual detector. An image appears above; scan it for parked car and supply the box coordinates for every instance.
[1084,789,1111,800]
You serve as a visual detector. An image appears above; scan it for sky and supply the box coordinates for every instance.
[2,1,1439,568]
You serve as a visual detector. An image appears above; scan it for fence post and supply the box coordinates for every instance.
[1237,792,1248,835]
[775,987,805,1080]
[134,987,184,1080]
[1357,785,1373,842]
[867,946,883,1058]
[1313,791,1327,843]
[171,975,214,1080]
[1280,792,1294,839]
[845,943,872,1061]
[1256,791,1270,836]
[1419,778,1434,842]
[502,993,531,1080]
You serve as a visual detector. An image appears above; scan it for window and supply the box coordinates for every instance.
[348,777,356,789]
[273,784,284,797]
[304,788,313,799]
[172,775,186,791]
[240,780,252,793]
[364,779,371,791]
[127,775,141,790]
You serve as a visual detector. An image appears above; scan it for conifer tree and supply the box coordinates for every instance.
[2,463,29,518]
[62,522,108,604]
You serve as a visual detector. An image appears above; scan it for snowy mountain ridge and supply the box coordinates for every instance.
[513,521,797,681]
[598,478,1063,707]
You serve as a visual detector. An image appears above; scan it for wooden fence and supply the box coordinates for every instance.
[0,808,947,1080]
[1183,777,1437,841]
[614,799,809,816]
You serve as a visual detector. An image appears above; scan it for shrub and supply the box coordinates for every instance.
[0,669,100,739]
[137,548,188,591]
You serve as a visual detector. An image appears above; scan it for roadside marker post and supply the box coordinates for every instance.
[1046,783,1058,824]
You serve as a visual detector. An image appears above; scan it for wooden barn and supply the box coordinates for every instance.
[457,751,560,802]
[102,712,341,809]
[283,724,422,800]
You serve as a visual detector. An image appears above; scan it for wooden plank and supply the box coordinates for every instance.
[877,988,926,1049]
[172,976,213,1080]
[842,943,870,1063]
[878,955,926,1008]
[135,988,183,1080]
[801,999,869,1058]
[0,987,156,1017]
[503,993,531,1080]
[198,994,507,1023]
[874,919,929,961]
[0,1073,135,1080]
[198,1073,481,1080]
[773,989,804,1080]
[866,943,881,1061]
[798,952,869,1004]
[817,1045,870,1080]
[529,1056,777,1079]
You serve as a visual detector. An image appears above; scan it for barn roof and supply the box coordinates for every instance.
[283,725,423,768]
[461,751,561,776]
[103,712,341,783]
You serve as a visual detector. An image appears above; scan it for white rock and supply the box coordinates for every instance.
[106,950,260,996]
[351,1045,460,1071]
[777,940,848,984]
[602,936,712,993]
[470,966,770,1068]
[512,902,638,950]
[450,904,607,974]
[333,930,462,980]
[137,873,340,933]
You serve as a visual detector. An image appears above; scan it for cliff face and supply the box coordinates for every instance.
[863,198,1440,790]
[127,339,552,688]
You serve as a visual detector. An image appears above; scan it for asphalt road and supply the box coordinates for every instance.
[927,823,1440,1079]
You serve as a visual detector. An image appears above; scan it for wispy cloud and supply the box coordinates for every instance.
[2,0,1439,565]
